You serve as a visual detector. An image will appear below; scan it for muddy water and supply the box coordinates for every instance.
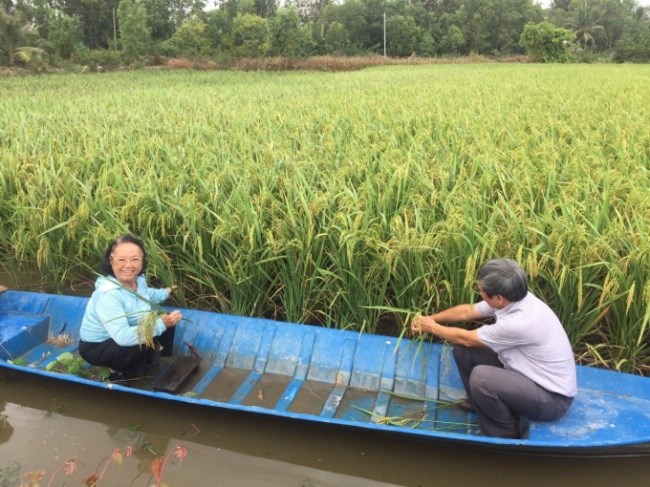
[1,370,648,487]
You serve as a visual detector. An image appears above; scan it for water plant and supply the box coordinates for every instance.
[14,443,188,487]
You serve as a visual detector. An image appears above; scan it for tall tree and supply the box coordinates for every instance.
[386,15,419,57]
[169,0,205,29]
[143,0,173,41]
[0,8,39,65]
[118,0,151,61]
[566,0,606,49]
[323,0,368,52]
[324,20,348,54]
[269,6,301,56]
[173,14,209,58]
[230,12,268,57]
[2,0,13,14]
[458,0,542,55]
[54,0,120,49]
[47,10,82,59]
[254,0,276,18]
[204,7,231,49]
[520,20,573,61]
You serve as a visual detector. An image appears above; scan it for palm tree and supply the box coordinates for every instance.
[0,10,41,66]
[567,0,605,50]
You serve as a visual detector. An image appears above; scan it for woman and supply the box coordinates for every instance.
[79,234,182,382]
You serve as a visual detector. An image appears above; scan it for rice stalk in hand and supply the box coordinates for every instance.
[137,311,160,350]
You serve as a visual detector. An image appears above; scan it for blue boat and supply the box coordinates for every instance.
[2,290,650,456]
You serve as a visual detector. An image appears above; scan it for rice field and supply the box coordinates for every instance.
[1,64,649,373]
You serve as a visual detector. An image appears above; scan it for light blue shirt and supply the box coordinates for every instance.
[79,275,169,346]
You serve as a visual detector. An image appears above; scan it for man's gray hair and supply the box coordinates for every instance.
[477,258,528,302]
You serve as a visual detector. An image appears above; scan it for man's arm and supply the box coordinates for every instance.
[411,304,485,348]
[430,304,485,324]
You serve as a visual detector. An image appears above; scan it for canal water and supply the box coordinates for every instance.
[1,370,648,487]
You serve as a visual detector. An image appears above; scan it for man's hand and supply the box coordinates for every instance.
[411,314,439,336]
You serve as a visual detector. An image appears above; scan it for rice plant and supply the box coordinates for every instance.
[1,64,649,373]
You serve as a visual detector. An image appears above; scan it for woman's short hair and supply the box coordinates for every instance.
[477,258,528,302]
[100,234,148,277]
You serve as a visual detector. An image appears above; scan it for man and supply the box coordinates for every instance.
[411,258,576,438]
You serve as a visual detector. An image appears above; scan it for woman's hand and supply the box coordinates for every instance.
[162,310,183,328]
[166,285,178,297]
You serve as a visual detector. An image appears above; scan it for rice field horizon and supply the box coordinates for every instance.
[1,64,649,373]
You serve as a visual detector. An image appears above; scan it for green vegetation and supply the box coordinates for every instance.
[1,0,649,72]
[1,65,649,374]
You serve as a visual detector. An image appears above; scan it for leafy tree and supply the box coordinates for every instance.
[118,0,151,62]
[47,0,120,50]
[613,16,650,62]
[456,0,542,55]
[254,0,277,18]
[417,30,436,56]
[440,24,465,55]
[596,0,635,51]
[143,0,174,41]
[360,0,385,52]
[169,0,206,29]
[0,9,40,66]
[285,0,330,23]
[173,14,209,58]
[324,20,348,54]
[224,0,257,20]
[230,13,268,58]
[323,0,368,52]
[520,21,573,62]
[269,7,302,57]
[205,8,231,50]
[386,15,419,57]
[2,0,13,14]
[47,10,82,60]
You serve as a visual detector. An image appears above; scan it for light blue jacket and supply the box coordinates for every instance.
[79,275,169,346]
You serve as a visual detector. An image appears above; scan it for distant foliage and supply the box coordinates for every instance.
[231,13,269,58]
[3,0,650,66]
[268,7,302,57]
[46,12,82,61]
[173,15,210,60]
[520,21,574,62]
[386,15,419,57]
[613,22,650,62]
[118,0,151,63]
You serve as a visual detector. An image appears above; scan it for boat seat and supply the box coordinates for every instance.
[151,354,201,393]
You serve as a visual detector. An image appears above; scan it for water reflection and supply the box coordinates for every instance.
[2,369,650,487]
[0,405,14,446]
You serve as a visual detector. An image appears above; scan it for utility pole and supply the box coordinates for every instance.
[113,8,117,51]
[383,12,386,57]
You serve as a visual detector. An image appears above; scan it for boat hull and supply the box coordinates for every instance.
[2,290,650,455]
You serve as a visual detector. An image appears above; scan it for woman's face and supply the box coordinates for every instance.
[110,242,144,287]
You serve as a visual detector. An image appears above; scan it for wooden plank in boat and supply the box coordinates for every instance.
[152,355,201,393]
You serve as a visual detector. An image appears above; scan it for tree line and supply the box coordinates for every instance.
[1,0,649,69]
